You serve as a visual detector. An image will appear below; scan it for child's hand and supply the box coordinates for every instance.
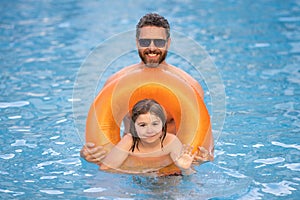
[176,144,196,170]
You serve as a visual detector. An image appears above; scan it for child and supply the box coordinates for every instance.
[100,99,195,175]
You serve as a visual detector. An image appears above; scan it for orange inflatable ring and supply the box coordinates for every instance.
[86,67,213,173]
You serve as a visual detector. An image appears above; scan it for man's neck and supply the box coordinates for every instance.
[138,61,169,69]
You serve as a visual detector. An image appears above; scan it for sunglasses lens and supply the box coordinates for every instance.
[139,39,166,48]
[153,39,166,47]
[139,39,151,47]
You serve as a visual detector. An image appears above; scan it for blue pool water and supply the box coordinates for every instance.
[1,0,299,199]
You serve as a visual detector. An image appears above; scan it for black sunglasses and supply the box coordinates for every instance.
[138,39,167,48]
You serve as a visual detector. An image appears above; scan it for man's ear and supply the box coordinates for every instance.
[167,38,171,49]
[136,38,139,49]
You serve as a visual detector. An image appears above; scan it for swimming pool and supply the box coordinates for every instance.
[1,0,299,199]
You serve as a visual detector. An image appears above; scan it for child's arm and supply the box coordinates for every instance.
[100,134,132,170]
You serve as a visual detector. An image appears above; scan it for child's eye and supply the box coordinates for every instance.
[138,123,146,127]
[152,122,159,126]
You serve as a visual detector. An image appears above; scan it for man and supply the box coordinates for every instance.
[80,13,213,166]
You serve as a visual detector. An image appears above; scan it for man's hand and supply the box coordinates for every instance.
[194,146,214,164]
[80,143,107,165]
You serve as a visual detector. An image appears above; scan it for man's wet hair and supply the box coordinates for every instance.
[136,13,170,38]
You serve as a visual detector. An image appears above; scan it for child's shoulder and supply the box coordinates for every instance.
[117,133,133,149]
[122,133,133,142]
[165,133,176,138]
[163,133,182,152]
[164,133,180,143]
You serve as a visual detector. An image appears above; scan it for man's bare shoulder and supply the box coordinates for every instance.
[112,63,139,76]
[165,63,188,74]
[164,63,204,97]
[104,63,140,86]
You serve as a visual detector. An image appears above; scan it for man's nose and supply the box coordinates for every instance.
[149,40,156,50]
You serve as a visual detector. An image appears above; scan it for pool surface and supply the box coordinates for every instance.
[1,0,299,199]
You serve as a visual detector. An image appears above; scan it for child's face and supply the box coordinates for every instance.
[134,112,163,143]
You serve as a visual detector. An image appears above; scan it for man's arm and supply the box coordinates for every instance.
[194,146,214,164]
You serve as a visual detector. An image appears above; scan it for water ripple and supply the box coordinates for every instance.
[40,189,64,195]
[281,163,300,172]
[56,158,81,166]
[262,181,298,197]
[83,187,107,193]
[272,141,300,151]
[0,189,24,196]
[40,176,57,180]
[11,139,37,148]
[278,16,300,22]
[42,148,60,156]
[0,154,15,160]
[254,157,285,165]
[0,101,30,108]
[36,158,81,169]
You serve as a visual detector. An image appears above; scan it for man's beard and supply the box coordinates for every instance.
[138,49,168,68]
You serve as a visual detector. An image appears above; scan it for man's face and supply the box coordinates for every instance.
[137,26,170,67]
